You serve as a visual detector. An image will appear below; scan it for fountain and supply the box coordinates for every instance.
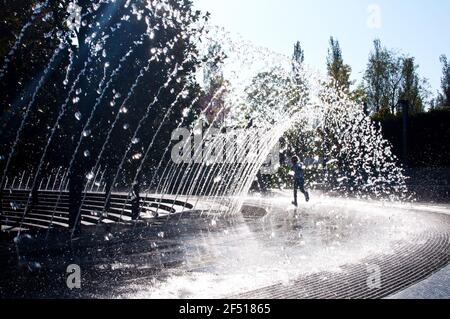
[0,0,448,299]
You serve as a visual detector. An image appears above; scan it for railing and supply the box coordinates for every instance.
[2,167,107,193]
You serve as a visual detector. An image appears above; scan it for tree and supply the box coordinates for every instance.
[293,41,304,65]
[0,0,69,141]
[364,39,392,114]
[437,55,450,108]
[292,41,307,88]
[245,70,301,126]
[201,43,228,125]
[0,0,207,233]
[364,39,384,113]
[363,39,428,116]
[326,37,352,91]
[350,83,368,109]
[0,0,205,182]
[399,57,427,114]
[386,54,404,114]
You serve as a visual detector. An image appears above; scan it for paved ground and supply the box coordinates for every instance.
[388,265,450,299]
[0,192,449,299]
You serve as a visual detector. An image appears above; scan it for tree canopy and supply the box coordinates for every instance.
[0,0,206,188]
[326,37,352,92]
[437,55,450,108]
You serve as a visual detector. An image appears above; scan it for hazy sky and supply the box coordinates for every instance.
[194,0,450,95]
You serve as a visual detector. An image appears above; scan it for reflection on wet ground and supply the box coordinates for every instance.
[0,193,449,299]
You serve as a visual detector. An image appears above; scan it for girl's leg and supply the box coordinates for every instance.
[299,181,309,202]
[293,179,298,205]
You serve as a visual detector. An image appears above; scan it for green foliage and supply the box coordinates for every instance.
[326,37,352,91]
[244,70,303,126]
[293,41,304,67]
[200,43,229,126]
[399,57,429,114]
[363,39,399,114]
[0,0,205,185]
[363,39,429,115]
[371,105,396,121]
[437,55,450,108]
[349,84,367,107]
[0,0,69,129]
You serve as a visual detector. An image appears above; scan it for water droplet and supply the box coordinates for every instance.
[86,172,94,180]
[131,137,139,144]
[75,112,82,121]
[104,233,113,241]
[27,261,42,272]
[76,88,82,95]
[10,201,19,211]
[82,129,91,137]
[157,232,165,238]
[132,153,142,160]
[72,97,80,104]
[0,155,5,161]
[123,123,130,130]
[182,108,190,118]
[120,107,128,113]
[83,150,90,157]
[14,234,33,244]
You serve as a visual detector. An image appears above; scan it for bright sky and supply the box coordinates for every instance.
[194,0,450,95]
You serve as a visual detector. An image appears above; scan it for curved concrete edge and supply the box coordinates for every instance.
[234,192,450,299]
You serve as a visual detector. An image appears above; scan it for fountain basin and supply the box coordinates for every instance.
[0,191,449,299]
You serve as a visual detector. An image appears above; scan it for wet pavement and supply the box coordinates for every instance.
[0,192,449,299]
